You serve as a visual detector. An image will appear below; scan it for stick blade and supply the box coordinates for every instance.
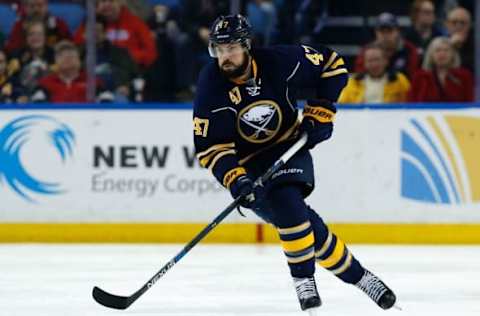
[92,286,132,310]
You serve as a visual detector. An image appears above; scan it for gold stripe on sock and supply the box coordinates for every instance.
[318,239,345,268]
[281,232,314,253]
[315,231,333,258]
[287,249,315,264]
[330,251,353,275]
[278,221,311,235]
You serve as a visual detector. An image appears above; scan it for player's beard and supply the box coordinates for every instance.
[219,52,250,80]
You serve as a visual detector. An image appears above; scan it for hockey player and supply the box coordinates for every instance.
[193,14,397,313]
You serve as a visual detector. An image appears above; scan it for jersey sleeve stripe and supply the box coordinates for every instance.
[196,142,235,160]
[200,148,236,168]
[208,149,237,171]
[328,58,345,70]
[321,68,348,78]
[322,51,338,72]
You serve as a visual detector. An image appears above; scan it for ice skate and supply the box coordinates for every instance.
[355,270,396,309]
[293,276,322,313]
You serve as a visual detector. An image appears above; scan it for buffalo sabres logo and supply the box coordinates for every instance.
[237,100,282,143]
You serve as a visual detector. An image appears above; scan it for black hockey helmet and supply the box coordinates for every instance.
[208,14,252,57]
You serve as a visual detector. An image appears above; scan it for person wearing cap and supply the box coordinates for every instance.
[355,12,420,79]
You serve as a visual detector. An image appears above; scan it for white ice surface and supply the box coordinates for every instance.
[0,244,479,316]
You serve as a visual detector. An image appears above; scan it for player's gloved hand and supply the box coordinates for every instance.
[229,175,261,210]
[299,99,337,149]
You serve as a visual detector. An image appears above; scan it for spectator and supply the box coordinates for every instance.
[124,0,152,22]
[144,4,179,101]
[179,0,229,47]
[175,0,230,97]
[0,50,27,103]
[74,0,157,68]
[445,6,474,72]
[93,16,139,102]
[355,12,419,79]
[339,44,410,104]
[404,0,445,61]
[291,0,328,45]
[32,41,113,103]
[436,0,475,19]
[247,0,278,46]
[10,19,55,97]
[408,37,473,102]
[5,0,71,54]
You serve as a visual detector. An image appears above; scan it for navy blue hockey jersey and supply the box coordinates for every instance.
[193,45,348,189]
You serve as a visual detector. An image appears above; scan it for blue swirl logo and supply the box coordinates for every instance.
[0,115,75,202]
[401,116,480,204]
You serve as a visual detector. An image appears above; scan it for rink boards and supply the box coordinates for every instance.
[0,104,479,243]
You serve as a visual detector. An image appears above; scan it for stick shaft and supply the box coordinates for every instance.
[93,133,308,309]
[144,134,307,290]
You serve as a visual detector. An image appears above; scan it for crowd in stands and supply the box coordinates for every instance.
[341,4,474,103]
[0,0,475,104]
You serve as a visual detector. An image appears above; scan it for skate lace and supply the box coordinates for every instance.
[294,277,318,300]
[356,271,388,303]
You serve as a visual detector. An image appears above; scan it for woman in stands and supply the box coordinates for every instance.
[408,36,473,102]
[9,19,55,97]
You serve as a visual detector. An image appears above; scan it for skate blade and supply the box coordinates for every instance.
[393,304,403,311]
[306,307,320,315]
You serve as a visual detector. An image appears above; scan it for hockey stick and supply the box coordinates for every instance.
[92,133,308,310]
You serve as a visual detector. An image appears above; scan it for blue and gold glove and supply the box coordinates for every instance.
[299,99,337,149]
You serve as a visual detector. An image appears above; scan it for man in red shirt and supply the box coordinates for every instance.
[74,0,157,68]
[355,12,419,79]
[5,0,71,54]
[32,41,112,103]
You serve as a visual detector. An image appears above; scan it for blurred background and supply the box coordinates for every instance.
[0,0,476,104]
[0,0,478,244]
[0,2,479,315]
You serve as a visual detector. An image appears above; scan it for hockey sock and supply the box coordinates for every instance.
[308,207,365,284]
[270,185,316,278]
[277,221,316,278]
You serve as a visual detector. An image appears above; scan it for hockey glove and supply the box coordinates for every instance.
[229,175,261,211]
[299,99,337,149]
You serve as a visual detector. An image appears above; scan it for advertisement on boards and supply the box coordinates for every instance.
[0,108,478,223]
